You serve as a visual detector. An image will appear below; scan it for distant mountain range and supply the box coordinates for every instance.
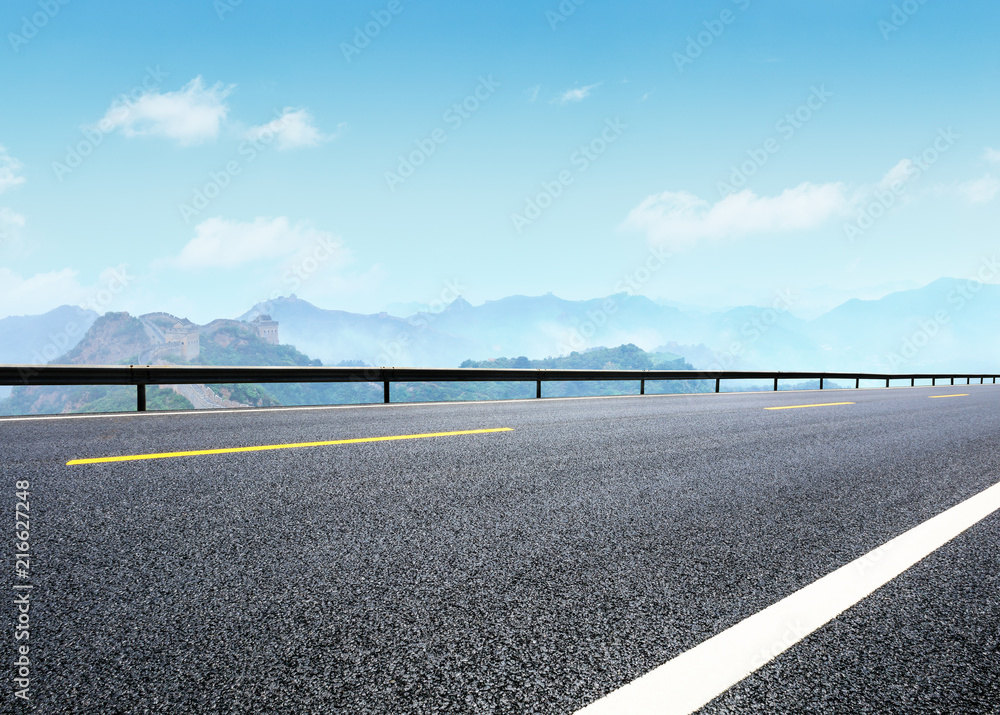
[238,278,1000,372]
[0,305,98,364]
[2,278,998,378]
[0,305,98,398]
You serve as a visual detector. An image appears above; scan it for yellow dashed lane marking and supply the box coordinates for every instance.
[67,428,515,465]
[929,394,969,399]
[764,402,855,411]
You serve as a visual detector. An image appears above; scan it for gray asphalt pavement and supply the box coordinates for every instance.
[2,384,999,713]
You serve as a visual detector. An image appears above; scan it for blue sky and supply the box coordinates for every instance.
[1,0,998,323]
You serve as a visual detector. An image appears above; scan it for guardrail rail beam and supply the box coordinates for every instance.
[0,366,994,413]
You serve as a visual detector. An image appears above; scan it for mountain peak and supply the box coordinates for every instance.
[445,296,472,312]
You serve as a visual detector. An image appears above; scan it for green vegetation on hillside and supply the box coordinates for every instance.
[176,342,705,408]
[396,344,708,403]
[61,312,148,365]
[0,385,193,416]
[0,326,709,415]
[195,324,380,407]
[196,325,322,367]
[460,344,688,370]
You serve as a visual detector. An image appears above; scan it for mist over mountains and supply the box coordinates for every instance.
[3,277,998,375]
[237,278,999,372]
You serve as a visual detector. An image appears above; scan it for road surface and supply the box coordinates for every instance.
[2,384,998,713]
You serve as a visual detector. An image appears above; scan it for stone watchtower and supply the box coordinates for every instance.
[164,323,200,360]
[251,314,279,345]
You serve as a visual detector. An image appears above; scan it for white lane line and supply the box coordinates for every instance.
[576,478,1000,715]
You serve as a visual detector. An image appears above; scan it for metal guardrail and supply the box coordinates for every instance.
[0,365,996,412]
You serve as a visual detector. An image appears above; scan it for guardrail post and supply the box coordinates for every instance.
[383,381,390,404]
[951,377,955,386]
[715,378,720,393]
[911,377,915,387]
[967,377,971,385]
[536,380,541,399]
[855,378,860,389]
[773,377,778,392]
[137,384,146,412]
[819,377,824,390]
[885,378,889,388]
[640,379,645,395]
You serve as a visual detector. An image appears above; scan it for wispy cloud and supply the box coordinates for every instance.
[553,82,601,104]
[94,76,235,146]
[876,159,914,191]
[0,267,88,317]
[244,108,342,150]
[0,207,26,250]
[170,216,349,269]
[624,182,850,251]
[526,85,541,103]
[0,145,25,193]
[957,175,1000,204]
[984,147,1000,164]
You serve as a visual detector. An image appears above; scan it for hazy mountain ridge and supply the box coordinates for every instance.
[240,278,1000,372]
[803,278,1000,372]
[2,276,997,381]
[0,311,365,415]
[0,305,98,363]
[238,298,483,369]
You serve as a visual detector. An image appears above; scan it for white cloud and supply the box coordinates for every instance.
[95,76,234,146]
[0,207,26,248]
[957,174,1000,204]
[0,145,25,193]
[984,147,1000,164]
[243,108,340,150]
[171,216,348,269]
[526,85,541,103]
[0,268,90,318]
[877,159,915,192]
[553,82,601,104]
[624,182,849,250]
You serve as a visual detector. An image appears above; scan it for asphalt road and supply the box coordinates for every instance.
[2,384,999,713]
